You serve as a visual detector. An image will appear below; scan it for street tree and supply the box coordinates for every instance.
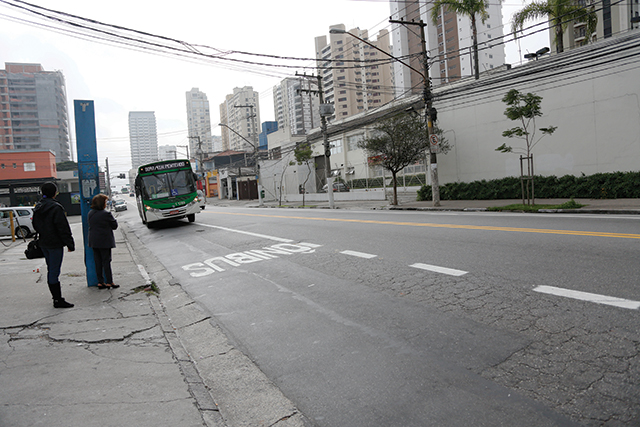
[496,89,557,204]
[292,142,314,207]
[512,0,597,54]
[431,0,492,80]
[56,161,78,171]
[358,112,430,205]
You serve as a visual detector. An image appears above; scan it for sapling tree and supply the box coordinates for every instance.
[496,89,557,203]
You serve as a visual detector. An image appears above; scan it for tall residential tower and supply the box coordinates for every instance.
[390,0,505,91]
[128,111,158,170]
[273,77,320,137]
[0,63,71,161]
[219,86,260,152]
[315,25,395,121]
[186,88,214,157]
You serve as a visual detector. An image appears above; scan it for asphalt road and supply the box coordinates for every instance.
[122,204,640,427]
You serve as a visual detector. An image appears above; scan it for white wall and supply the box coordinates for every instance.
[266,32,640,199]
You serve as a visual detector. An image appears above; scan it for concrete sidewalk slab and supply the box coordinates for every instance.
[0,222,222,427]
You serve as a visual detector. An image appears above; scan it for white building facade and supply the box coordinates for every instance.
[389,0,505,92]
[186,88,214,157]
[219,86,260,152]
[273,77,320,137]
[128,111,158,170]
[262,32,640,201]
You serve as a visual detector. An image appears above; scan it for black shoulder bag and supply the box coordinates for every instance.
[25,233,44,259]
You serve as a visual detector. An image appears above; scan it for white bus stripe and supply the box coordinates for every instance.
[534,285,640,310]
[410,263,468,276]
[197,224,294,243]
[341,250,377,259]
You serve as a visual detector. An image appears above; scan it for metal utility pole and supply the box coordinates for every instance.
[296,73,334,209]
[105,157,112,199]
[389,18,440,206]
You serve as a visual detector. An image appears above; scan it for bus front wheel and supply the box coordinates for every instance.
[187,214,195,223]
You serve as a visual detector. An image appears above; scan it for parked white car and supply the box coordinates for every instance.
[0,206,35,238]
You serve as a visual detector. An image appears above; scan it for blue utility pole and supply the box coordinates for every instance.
[74,100,100,287]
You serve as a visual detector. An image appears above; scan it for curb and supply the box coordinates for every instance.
[119,221,310,427]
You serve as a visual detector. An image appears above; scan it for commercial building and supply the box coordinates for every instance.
[0,62,71,161]
[219,87,260,152]
[315,25,395,121]
[128,111,158,170]
[0,150,56,206]
[389,0,505,90]
[186,88,214,159]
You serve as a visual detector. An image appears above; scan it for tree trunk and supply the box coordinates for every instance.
[555,21,564,53]
[391,170,398,205]
[471,15,480,80]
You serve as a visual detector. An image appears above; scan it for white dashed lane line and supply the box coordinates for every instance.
[534,285,640,310]
[340,250,378,259]
[409,263,469,277]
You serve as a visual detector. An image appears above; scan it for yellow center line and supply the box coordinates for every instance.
[213,211,640,239]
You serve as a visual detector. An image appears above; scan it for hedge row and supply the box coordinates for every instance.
[417,171,640,201]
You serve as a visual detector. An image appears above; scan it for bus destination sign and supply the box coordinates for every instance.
[141,161,188,174]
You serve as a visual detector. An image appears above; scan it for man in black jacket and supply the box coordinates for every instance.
[32,182,75,308]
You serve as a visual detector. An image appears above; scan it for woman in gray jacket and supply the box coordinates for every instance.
[88,194,119,289]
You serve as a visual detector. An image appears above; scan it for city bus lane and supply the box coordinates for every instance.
[188,207,640,427]
[124,211,580,427]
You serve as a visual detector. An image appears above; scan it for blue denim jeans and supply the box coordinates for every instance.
[41,247,64,285]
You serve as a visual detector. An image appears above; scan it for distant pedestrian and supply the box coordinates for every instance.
[32,181,75,308]
[88,194,119,289]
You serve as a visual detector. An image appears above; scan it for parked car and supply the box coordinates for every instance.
[114,199,127,212]
[321,182,350,193]
[0,206,35,238]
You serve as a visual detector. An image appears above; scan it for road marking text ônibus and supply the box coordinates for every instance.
[182,242,321,277]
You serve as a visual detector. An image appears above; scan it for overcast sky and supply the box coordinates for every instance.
[0,0,547,184]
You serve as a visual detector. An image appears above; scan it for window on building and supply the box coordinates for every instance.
[330,139,343,155]
[347,134,364,151]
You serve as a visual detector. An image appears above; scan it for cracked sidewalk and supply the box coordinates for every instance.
[0,220,308,427]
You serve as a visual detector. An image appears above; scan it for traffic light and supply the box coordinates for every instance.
[118,173,126,179]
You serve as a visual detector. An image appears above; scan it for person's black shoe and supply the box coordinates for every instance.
[53,298,74,308]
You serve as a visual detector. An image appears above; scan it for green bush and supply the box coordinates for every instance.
[417,171,640,201]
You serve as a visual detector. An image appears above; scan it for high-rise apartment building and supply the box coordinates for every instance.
[273,77,320,136]
[0,63,71,161]
[128,111,158,170]
[219,87,260,152]
[315,25,395,121]
[158,144,177,161]
[390,0,505,90]
[185,88,213,157]
[552,0,639,53]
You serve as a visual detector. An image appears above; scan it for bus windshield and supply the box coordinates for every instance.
[141,170,196,200]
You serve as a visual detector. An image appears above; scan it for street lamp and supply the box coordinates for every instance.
[218,123,263,206]
[329,26,440,206]
[524,47,550,61]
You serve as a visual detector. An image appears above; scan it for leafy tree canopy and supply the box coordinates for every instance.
[56,161,78,171]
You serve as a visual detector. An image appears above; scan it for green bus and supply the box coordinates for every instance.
[134,159,202,227]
